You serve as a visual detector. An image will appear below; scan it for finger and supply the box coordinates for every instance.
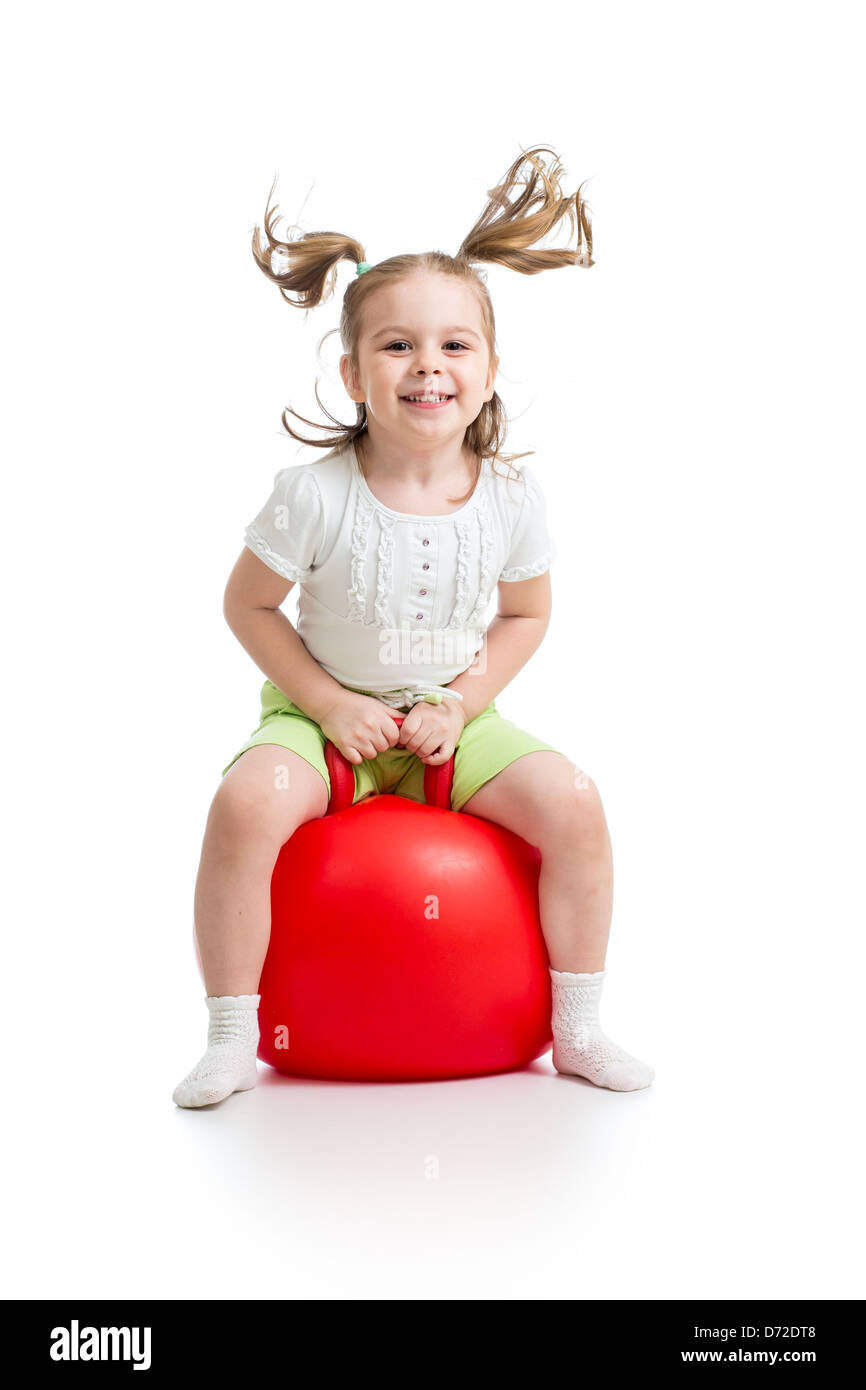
[401,726,431,754]
[422,746,452,764]
[414,731,444,760]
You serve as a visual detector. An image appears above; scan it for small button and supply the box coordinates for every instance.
[416,613,424,620]
[422,538,430,546]
[422,562,430,570]
[419,588,427,596]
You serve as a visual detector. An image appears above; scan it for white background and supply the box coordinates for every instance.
[3,0,864,1301]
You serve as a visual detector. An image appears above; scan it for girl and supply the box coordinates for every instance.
[173,145,654,1108]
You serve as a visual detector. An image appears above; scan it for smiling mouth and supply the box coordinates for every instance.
[400,394,454,408]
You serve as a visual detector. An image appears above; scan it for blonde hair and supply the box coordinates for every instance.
[251,144,594,505]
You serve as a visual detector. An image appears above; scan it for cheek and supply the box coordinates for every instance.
[367,370,397,400]
[459,368,488,397]
[382,366,406,394]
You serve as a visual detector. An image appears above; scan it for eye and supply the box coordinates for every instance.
[383,340,470,352]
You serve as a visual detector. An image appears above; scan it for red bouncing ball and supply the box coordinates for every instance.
[198,715,553,1081]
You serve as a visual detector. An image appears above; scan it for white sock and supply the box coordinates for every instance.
[172,994,261,1108]
[549,968,654,1092]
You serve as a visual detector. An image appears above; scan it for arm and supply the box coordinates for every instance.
[445,571,552,724]
[223,548,347,725]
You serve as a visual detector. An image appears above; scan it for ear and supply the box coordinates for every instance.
[339,353,361,400]
[483,355,498,402]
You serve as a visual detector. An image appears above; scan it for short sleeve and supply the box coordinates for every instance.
[499,464,558,581]
[243,465,325,583]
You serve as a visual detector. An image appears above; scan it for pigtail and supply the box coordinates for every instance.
[251,173,366,313]
[457,145,593,274]
[251,146,593,484]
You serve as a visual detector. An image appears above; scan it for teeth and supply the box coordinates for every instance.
[404,394,451,402]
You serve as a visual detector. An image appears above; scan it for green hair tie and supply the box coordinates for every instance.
[356,261,373,276]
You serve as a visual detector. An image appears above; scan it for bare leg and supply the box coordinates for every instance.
[173,744,330,1108]
[535,783,613,974]
[461,751,612,972]
[193,744,330,996]
[461,751,654,1091]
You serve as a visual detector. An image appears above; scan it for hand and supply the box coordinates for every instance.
[317,692,402,765]
[396,699,467,765]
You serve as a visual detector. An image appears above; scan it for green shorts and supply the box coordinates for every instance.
[221,679,568,813]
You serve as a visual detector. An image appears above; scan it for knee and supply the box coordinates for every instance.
[208,781,262,844]
[207,778,288,853]
[536,764,608,847]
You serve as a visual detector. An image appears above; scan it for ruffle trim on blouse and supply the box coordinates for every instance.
[446,469,492,630]
[499,552,556,582]
[244,526,312,583]
[467,486,495,627]
[347,488,396,627]
[446,517,473,630]
[348,466,491,630]
[497,465,556,581]
[347,490,374,623]
[374,511,395,627]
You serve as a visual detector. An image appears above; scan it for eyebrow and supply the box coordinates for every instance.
[370,325,482,341]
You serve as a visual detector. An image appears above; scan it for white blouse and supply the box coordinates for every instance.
[243,440,557,709]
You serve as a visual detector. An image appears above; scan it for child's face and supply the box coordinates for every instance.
[340,271,497,450]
